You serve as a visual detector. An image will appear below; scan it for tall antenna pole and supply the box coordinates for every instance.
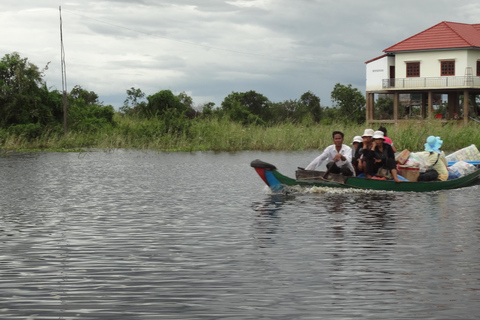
[59,6,68,134]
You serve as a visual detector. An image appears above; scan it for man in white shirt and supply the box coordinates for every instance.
[305,131,355,176]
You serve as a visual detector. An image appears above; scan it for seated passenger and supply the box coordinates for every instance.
[364,130,402,183]
[418,136,448,181]
[378,126,397,153]
[305,131,355,176]
[354,129,375,175]
[351,135,363,175]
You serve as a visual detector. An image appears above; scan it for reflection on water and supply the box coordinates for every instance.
[1,151,480,319]
[250,184,480,319]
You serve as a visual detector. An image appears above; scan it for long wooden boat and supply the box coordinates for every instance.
[251,159,480,192]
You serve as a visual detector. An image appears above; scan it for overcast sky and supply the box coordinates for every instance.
[2,0,480,110]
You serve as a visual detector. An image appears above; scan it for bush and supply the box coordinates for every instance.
[72,118,112,133]
[7,123,43,140]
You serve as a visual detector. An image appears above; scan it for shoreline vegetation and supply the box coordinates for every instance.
[1,115,479,154]
[3,52,479,156]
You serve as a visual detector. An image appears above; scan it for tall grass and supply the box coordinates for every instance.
[1,115,479,152]
[387,120,480,152]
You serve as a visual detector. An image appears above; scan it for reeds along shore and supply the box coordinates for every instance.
[0,115,479,153]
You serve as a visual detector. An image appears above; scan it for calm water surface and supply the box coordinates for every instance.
[0,150,479,319]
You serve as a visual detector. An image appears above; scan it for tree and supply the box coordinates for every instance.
[37,84,64,125]
[269,100,296,123]
[374,96,394,120]
[177,92,193,109]
[300,91,323,123]
[121,87,146,115]
[144,89,186,118]
[225,100,265,125]
[331,83,366,124]
[176,91,198,118]
[67,85,114,132]
[0,52,44,127]
[69,85,99,105]
[321,107,338,125]
[269,99,314,124]
[221,91,271,123]
[197,102,216,118]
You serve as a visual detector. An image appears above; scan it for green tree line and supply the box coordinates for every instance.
[0,52,368,142]
[3,52,479,152]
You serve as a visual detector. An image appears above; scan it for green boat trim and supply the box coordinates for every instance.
[251,159,480,192]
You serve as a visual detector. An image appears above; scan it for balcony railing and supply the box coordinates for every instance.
[382,76,480,89]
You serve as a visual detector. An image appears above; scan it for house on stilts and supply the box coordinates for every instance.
[365,21,480,124]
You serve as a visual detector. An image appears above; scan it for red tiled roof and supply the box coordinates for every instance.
[384,21,480,53]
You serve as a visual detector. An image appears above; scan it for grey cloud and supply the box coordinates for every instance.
[3,0,480,109]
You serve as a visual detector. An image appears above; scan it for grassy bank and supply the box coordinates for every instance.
[1,115,479,152]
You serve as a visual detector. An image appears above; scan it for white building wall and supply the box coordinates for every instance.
[366,49,480,91]
[365,55,395,91]
[467,51,480,75]
[395,50,473,78]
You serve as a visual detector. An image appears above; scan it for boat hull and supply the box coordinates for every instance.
[251,159,480,192]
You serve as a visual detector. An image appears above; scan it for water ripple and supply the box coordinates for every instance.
[1,151,479,319]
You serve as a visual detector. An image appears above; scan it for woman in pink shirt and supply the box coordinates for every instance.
[378,126,397,153]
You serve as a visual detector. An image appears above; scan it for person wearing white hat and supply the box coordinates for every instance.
[378,126,397,153]
[362,128,375,137]
[364,130,402,182]
[353,128,375,174]
[351,135,363,174]
[351,135,363,146]
[305,131,355,176]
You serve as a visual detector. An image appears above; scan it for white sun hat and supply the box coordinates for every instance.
[372,130,385,140]
[352,136,362,144]
[361,129,374,137]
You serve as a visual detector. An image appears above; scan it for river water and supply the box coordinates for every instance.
[0,150,479,319]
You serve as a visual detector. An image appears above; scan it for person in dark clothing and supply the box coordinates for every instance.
[351,135,363,175]
[378,125,397,152]
[354,128,374,175]
[363,130,402,183]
